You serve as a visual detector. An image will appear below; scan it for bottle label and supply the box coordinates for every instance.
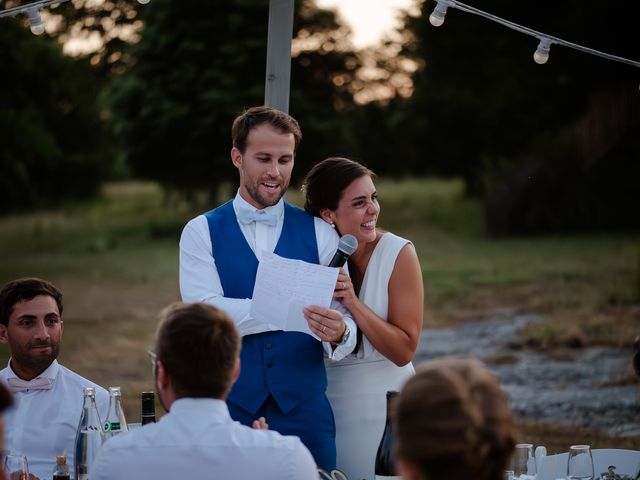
[375,476,402,480]
[104,421,121,432]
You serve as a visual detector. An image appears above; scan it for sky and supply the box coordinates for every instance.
[315,0,417,48]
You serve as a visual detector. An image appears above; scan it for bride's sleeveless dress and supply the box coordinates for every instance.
[326,232,416,480]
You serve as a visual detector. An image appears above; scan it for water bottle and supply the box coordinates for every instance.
[74,387,105,480]
[104,386,128,436]
[374,391,401,480]
[141,391,156,425]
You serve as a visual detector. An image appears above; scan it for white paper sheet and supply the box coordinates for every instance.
[250,252,339,339]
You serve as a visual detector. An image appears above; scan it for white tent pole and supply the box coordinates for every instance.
[265,0,295,113]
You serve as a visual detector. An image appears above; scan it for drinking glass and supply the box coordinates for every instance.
[567,444,594,480]
[3,454,29,480]
[510,443,537,480]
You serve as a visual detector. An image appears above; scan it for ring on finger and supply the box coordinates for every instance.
[341,281,346,289]
[322,325,326,333]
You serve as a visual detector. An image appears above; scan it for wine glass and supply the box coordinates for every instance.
[3,454,29,480]
[510,443,537,480]
[567,444,594,480]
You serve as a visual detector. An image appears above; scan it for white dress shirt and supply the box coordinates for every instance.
[92,397,319,480]
[0,360,109,480]
[179,193,356,360]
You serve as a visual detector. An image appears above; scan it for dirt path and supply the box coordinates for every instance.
[415,312,640,438]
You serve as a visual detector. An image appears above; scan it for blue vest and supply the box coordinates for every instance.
[205,200,327,414]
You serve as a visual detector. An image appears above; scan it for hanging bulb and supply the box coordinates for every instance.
[533,38,551,64]
[429,0,450,27]
[26,7,45,35]
[137,0,151,4]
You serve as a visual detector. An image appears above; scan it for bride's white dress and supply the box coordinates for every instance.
[326,232,416,480]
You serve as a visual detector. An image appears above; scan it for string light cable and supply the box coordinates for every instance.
[0,0,69,34]
[428,0,640,68]
[0,0,150,34]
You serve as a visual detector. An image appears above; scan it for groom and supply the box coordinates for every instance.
[179,106,356,470]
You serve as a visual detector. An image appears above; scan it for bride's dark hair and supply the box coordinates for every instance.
[302,157,374,217]
[395,357,517,480]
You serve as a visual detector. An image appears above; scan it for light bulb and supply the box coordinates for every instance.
[533,38,551,65]
[137,0,151,4]
[27,8,45,35]
[429,11,446,27]
[429,0,449,27]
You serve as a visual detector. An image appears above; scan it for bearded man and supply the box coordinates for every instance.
[0,277,109,480]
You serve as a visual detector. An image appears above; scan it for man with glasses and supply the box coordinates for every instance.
[92,302,318,480]
[0,278,109,480]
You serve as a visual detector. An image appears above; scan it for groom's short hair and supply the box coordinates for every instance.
[232,106,302,154]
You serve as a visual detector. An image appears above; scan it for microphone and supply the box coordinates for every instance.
[328,234,358,268]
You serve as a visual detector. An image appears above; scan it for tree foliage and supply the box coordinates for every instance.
[106,0,361,197]
[0,18,112,213]
[45,0,143,76]
[395,0,640,233]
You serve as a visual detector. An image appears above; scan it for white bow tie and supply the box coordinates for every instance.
[236,209,278,227]
[7,376,54,393]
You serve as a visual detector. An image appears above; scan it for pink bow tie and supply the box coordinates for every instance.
[6,376,53,393]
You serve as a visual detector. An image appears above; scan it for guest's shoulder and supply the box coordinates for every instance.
[253,428,317,477]
[236,422,310,453]
[101,423,156,452]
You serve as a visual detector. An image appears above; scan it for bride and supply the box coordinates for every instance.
[303,157,424,480]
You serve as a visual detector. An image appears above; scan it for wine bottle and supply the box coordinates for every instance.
[141,391,156,425]
[374,390,401,480]
[74,387,105,480]
[104,386,129,437]
[52,454,70,480]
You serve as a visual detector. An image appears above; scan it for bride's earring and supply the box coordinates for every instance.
[329,222,336,229]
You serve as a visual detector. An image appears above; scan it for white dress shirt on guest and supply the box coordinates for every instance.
[179,193,356,360]
[92,397,319,480]
[0,359,109,480]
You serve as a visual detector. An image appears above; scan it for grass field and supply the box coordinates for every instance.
[0,179,638,451]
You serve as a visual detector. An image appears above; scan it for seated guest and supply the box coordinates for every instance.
[92,302,318,480]
[394,357,517,480]
[0,278,109,480]
[0,383,14,480]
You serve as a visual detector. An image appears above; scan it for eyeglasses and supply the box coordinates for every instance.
[147,349,157,376]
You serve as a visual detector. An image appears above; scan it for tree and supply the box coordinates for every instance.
[395,0,640,232]
[44,0,144,76]
[106,0,361,198]
[0,18,112,212]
